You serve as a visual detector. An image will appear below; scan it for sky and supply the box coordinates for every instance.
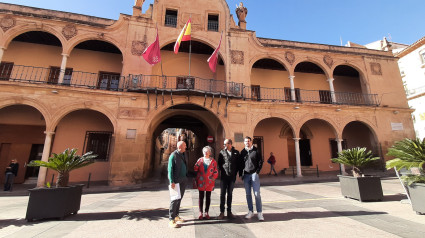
[2,0,424,46]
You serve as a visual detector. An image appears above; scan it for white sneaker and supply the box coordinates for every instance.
[245,211,253,219]
[257,212,264,221]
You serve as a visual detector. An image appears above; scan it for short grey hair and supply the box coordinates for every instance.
[202,146,212,156]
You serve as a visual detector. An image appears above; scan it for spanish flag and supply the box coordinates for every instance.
[174,18,191,54]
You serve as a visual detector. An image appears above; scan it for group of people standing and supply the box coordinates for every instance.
[167,136,265,228]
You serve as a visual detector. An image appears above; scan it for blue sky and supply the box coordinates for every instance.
[3,0,424,46]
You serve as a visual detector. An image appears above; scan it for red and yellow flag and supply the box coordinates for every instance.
[174,18,191,54]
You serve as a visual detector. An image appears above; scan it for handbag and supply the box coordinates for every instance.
[192,178,198,189]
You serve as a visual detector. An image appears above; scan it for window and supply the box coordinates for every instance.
[207,14,219,32]
[420,51,425,65]
[251,85,260,101]
[83,131,112,161]
[165,9,178,28]
[97,71,121,91]
[48,67,73,84]
[319,90,332,104]
[0,62,14,81]
[284,87,301,102]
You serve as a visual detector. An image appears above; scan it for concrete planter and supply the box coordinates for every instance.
[338,175,383,202]
[26,184,84,221]
[408,183,425,215]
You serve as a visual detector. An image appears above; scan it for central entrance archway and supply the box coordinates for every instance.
[149,103,224,180]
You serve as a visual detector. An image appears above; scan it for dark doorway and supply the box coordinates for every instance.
[253,136,264,159]
[329,139,347,159]
[299,139,312,166]
[25,144,43,178]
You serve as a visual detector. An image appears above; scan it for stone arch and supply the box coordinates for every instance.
[249,54,290,72]
[331,62,370,94]
[341,119,379,143]
[50,103,117,133]
[297,115,339,138]
[0,97,52,130]
[2,25,66,49]
[64,33,125,57]
[249,113,297,138]
[293,58,331,79]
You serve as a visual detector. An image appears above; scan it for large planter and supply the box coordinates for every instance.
[26,184,84,221]
[338,175,383,202]
[408,183,425,215]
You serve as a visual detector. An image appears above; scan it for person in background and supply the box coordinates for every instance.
[217,139,240,219]
[267,152,278,176]
[168,141,188,228]
[4,159,19,191]
[239,136,264,221]
[194,146,218,220]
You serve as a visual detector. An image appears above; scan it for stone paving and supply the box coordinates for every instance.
[1,174,425,238]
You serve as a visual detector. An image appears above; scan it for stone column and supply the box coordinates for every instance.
[58,54,69,84]
[36,131,55,187]
[336,138,347,175]
[289,75,295,101]
[294,138,302,177]
[0,47,4,63]
[327,78,336,103]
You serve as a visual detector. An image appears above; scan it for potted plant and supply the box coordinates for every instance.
[331,147,383,202]
[386,138,425,215]
[25,148,97,221]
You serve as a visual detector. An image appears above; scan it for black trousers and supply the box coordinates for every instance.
[220,177,235,213]
[198,191,212,213]
[169,180,187,220]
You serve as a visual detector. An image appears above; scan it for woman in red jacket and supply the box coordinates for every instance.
[194,146,218,220]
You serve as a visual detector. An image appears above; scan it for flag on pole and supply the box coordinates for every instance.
[142,29,161,65]
[174,18,192,54]
[207,32,223,73]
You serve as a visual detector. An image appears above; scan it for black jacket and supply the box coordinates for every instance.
[239,146,263,176]
[218,147,240,180]
[5,163,19,176]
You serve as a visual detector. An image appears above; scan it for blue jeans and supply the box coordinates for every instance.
[243,173,262,213]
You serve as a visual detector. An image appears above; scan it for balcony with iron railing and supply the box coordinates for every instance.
[0,64,380,106]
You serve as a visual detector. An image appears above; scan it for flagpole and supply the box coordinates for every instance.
[188,15,192,77]
[156,23,164,78]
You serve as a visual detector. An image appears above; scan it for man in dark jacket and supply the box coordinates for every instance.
[217,139,240,219]
[239,136,264,221]
[167,141,187,228]
[4,159,19,191]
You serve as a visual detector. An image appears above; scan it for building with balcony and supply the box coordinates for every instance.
[0,1,415,186]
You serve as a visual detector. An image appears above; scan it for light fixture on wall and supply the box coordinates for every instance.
[336,108,341,112]
[393,110,399,114]
[51,90,58,94]
[294,106,300,109]
[131,97,137,100]
[237,104,242,107]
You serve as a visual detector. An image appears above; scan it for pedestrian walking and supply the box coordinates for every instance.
[267,152,278,176]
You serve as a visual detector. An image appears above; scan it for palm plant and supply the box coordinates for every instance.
[332,147,380,177]
[386,138,425,185]
[28,148,97,187]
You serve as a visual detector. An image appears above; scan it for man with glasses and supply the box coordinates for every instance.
[217,139,240,219]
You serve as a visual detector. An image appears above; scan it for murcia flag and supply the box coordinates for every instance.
[207,32,223,73]
[142,29,161,65]
[174,18,191,54]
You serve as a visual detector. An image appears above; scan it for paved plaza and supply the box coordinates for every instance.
[1,174,425,238]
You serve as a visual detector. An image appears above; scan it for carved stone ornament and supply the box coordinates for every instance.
[370,62,382,75]
[131,40,147,56]
[62,24,78,40]
[323,55,333,68]
[285,51,295,65]
[231,50,244,65]
[0,16,16,32]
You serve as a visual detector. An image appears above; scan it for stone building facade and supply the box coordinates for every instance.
[0,1,414,186]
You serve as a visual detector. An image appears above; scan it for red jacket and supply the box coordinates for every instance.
[194,157,218,191]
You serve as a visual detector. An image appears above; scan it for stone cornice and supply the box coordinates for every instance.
[394,36,425,58]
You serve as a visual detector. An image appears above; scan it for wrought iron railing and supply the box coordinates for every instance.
[0,64,379,106]
[164,15,177,28]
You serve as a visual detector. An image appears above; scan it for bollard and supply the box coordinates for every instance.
[292,166,295,178]
[316,164,319,177]
[87,173,91,188]
[51,174,55,186]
